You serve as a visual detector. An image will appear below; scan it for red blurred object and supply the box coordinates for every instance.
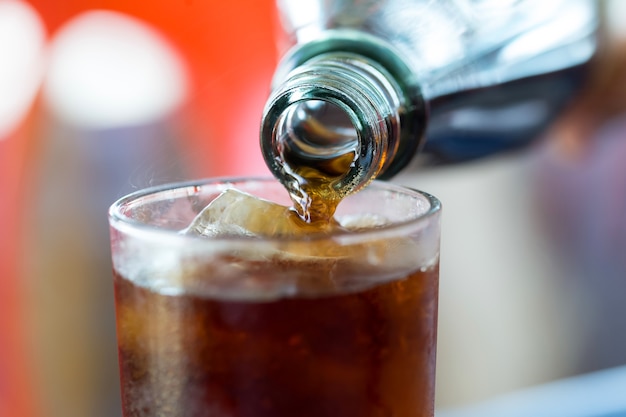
[27,0,278,176]
[1,2,278,416]
[0,111,40,417]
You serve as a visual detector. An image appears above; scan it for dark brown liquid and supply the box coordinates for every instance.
[282,145,356,224]
[114,256,438,417]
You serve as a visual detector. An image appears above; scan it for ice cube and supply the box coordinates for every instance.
[181,189,424,269]
[182,189,335,238]
[336,213,390,230]
[171,188,436,299]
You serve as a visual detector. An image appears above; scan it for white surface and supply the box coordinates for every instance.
[0,0,46,139]
[44,10,188,129]
[438,365,626,417]
[396,152,584,407]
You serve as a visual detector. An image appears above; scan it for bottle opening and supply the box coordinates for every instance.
[276,99,359,159]
[275,99,357,183]
[260,51,421,204]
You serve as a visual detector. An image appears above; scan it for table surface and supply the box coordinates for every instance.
[437,365,626,417]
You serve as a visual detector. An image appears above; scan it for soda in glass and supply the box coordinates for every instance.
[108,177,441,417]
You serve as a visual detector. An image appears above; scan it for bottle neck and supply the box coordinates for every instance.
[261,51,424,207]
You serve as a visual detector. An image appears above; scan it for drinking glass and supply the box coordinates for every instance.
[108,177,441,417]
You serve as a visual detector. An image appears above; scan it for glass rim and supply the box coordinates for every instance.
[108,175,441,244]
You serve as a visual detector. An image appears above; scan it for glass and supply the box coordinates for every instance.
[108,177,441,417]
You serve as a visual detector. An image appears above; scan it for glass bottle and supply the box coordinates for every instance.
[260,0,600,199]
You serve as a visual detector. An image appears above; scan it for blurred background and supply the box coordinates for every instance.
[1,1,626,416]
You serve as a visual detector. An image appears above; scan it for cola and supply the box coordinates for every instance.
[114,254,438,417]
[109,178,441,417]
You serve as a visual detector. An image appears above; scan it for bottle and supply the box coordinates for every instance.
[260,0,600,202]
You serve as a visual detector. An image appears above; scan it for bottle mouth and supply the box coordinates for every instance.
[261,84,383,202]
[277,99,358,159]
[260,52,405,200]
